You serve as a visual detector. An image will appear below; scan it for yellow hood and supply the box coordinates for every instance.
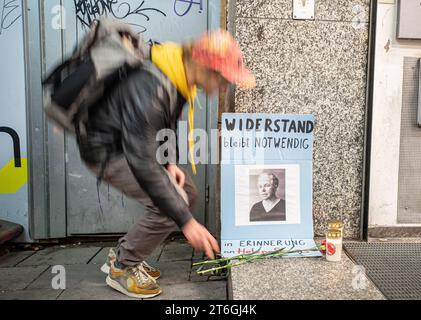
[151,42,197,175]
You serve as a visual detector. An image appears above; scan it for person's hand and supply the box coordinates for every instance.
[182,218,220,260]
[166,164,185,188]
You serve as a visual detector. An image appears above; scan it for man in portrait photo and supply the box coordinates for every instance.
[249,172,286,222]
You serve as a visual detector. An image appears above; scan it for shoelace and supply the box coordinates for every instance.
[132,265,156,285]
[109,248,158,282]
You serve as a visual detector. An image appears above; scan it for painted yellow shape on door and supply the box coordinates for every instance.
[0,158,28,194]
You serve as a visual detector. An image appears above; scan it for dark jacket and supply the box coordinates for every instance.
[249,200,286,222]
[77,61,192,228]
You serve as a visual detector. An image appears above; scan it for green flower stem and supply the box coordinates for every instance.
[193,249,266,267]
[197,260,249,275]
[194,246,320,275]
[192,257,233,266]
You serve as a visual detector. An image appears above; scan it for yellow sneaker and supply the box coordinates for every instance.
[101,248,161,280]
[106,260,162,299]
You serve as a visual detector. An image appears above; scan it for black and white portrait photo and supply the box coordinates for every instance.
[234,165,301,226]
[249,171,286,222]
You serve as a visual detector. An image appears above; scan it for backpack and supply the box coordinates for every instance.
[43,17,150,140]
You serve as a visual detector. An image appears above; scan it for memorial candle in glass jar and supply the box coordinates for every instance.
[325,230,342,262]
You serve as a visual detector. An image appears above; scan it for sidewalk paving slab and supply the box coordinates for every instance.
[0,241,228,300]
[17,246,101,266]
[230,252,385,300]
[0,266,49,291]
[159,242,193,262]
[189,271,227,283]
[0,251,36,267]
[88,247,114,266]
[153,260,191,285]
[27,264,107,289]
[147,245,164,262]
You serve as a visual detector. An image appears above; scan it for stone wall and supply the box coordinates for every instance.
[228,0,370,238]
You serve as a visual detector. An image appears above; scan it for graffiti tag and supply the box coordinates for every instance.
[74,0,166,33]
[173,0,203,17]
[0,0,21,35]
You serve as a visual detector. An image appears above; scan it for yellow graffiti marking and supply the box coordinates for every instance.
[0,158,28,194]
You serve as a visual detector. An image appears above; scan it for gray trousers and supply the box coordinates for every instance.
[85,156,198,266]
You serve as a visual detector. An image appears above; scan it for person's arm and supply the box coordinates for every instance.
[118,70,220,259]
[119,71,192,228]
